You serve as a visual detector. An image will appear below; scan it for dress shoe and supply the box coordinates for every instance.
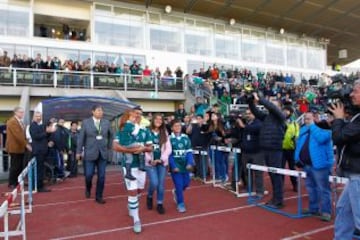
[38,188,51,193]
[95,198,106,204]
[85,190,91,199]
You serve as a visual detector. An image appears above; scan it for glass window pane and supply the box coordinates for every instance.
[48,48,78,63]
[32,47,47,60]
[79,51,91,64]
[14,45,30,58]
[242,39,264,63]
[94,17,143,48]
[185,33,212,56]
[307,48,324,70]
[266,41,285,65]
[150,27,181,52]
[7,10,29,37]
[0,44,15,59]
[215,36,238,60]
[287,46,304,68]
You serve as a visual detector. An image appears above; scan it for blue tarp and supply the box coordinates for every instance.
[36,96,138,122]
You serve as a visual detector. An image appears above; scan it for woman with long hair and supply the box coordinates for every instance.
[145,113,172,214]
[208,112,227,182]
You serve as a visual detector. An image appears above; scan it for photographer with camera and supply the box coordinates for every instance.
[248,92,286,209]
[224,111,245,191]
[237,109,264,197]
[329,79,360,240]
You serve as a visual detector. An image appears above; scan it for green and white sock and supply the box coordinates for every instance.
[128,196,139,223]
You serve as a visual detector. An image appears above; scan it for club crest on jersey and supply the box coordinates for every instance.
[178,143,184,148]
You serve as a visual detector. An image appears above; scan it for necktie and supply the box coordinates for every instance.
[95,120,100,131]
[19,120,25,130]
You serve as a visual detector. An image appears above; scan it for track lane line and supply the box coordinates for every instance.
[49,194,306,240]
[33,184,210,208]
[281,225,334,240]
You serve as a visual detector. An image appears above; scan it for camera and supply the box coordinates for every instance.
[326,76,356,115]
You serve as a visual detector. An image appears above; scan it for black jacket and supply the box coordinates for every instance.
[29,122,48,155]
[241,119,262,154]
[332,113,360,174]
[249,98,286,151]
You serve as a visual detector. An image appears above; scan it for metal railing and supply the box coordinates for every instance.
[0,67,185,93]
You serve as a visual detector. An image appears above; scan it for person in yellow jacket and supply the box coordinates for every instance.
[281,106,300,192]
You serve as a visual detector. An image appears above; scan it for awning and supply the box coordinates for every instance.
[34,96,139,122]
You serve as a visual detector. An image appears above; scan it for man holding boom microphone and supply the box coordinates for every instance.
[328,79,360,240]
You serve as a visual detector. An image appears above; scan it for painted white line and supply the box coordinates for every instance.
[52,182,124,191]
[49,194,306,240]
[51,204,255,240]
[281,225,334,240]
[33,184,209,208]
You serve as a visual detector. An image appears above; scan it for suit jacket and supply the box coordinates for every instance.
[5,116,27,154]
[29,121,48,155]
[77,117,113,161]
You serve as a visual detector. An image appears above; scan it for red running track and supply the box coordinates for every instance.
[0,167,334,240]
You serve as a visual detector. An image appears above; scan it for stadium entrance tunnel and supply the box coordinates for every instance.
[34,96,139,122]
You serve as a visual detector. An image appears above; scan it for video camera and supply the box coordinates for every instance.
[225,110,247,126]
[326,75,356,115]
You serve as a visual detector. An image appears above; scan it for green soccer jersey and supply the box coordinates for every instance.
[149,130,161,160]
[170,133,192,173]
[115,127,151,168]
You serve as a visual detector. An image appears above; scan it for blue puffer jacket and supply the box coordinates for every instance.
[294,123,334,170]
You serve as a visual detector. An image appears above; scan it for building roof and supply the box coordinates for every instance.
[120,0,360,65]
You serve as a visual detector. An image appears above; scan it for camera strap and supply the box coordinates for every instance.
[338,113,360,168]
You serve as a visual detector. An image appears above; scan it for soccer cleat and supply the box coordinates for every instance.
[133,221,142,234]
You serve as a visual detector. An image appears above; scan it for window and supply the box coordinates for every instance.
[150,27,181,52]
[0,8,29,37]
[215,36,238,60]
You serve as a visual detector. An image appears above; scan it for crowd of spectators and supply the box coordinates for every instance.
[0,51,185,80]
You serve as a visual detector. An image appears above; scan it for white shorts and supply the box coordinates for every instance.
[123,167,146,191]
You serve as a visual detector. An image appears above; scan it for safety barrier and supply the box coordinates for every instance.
[0,157,37,240]
[246,163,349,219]
[191,149,211,184]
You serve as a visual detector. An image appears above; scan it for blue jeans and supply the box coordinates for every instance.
[304,166,331,215]
[211,149,226,181]
[85,155,107,200]
[146,164,166,204]
[334,175,360,240]
[264,150,283,204]
[171,172,190,205]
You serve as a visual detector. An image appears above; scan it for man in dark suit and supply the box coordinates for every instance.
[29,111,54,192]
[76,105,113,204]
